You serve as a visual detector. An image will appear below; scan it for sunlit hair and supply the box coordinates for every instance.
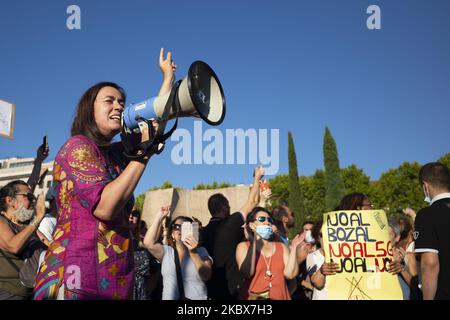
[71,82,126,147]
[337,193,370,210]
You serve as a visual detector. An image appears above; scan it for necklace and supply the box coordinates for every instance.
[261,243,274,287]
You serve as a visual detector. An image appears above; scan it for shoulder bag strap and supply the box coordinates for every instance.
[173,245,186,300]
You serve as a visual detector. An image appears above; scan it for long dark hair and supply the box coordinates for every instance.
[71,82,126,147]
[337,193,369,210]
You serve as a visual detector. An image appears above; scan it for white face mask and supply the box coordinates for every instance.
[423,184,432,204]
[14,205,35,222]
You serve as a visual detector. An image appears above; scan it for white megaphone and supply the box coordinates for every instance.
[122,60,225,132]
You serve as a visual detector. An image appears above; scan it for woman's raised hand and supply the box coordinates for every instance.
[159,48,177,83]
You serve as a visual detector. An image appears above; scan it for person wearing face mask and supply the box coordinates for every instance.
[0,180,46,300]
[414,162,450,300]
[235,207,304,300]
[33,49,176,300]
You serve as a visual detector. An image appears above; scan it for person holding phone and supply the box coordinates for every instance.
[143,206,212,300]
[27,135,49,193]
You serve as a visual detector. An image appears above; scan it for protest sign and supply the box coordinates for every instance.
[322,210,403,300]
[0,99,15,139]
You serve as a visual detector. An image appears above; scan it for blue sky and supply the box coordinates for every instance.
[1,0,449,196]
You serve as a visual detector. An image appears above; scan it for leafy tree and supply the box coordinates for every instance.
[438,153,450,169]
[268,174,289,207]
[288,132,306,237]
[193,182,233,190]
[341,164,371,195]
[135,193,146,212]
[371,161,423,217]
[323,127,346,211]
[300,170,326,223]
[149,181,174,191]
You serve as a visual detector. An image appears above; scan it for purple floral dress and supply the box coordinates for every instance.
[33,135,134,300]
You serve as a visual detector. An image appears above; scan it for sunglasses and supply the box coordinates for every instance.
[255,216,273,224]
[130,210,140,218]
[172,223,182,231]
[15,192,36,202]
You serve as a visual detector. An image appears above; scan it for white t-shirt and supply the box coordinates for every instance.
[161,245,211,300]
[306,249,328,300]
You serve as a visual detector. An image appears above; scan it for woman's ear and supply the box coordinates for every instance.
[249,222,256,231]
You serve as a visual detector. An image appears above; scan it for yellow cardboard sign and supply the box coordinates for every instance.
[322,210,403,300]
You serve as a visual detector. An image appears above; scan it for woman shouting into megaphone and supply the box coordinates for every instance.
[33,49,177,300]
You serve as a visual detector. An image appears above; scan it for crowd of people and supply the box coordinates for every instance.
[1,49,449,300]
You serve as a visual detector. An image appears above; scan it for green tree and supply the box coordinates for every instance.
[341,164,371,195]
[288,132,306,237]
[135,193,146,212]
[268,174,289,206]
[323,127,346,211]
[300,170,326,223]
[438,152,450,169]
[149,181,174,191]
[193,182,233,190]
[371,161,423,217]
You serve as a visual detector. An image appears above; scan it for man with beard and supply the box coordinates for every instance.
[272,205,295,245]
[0,180,46,299]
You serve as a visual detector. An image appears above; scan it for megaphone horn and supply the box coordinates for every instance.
[122,60,226,131]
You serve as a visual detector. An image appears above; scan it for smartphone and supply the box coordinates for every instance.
[181,221,199,242]
[43,135,49,152]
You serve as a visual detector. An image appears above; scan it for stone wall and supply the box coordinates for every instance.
[141,185,251,227]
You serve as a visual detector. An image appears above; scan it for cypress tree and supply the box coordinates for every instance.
[323,127,346,211]
[288,132,305,235]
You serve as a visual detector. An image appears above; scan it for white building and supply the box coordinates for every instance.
[0,157,54,197]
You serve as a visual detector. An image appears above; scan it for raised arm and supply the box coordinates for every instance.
[93,123,152,221]
[158,48,177,96]
[28,138,49,193]
[283,234,305,279]
[239,166,265,220]
[143,205,170,262]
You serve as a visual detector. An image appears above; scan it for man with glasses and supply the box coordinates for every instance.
[0,180,46,299]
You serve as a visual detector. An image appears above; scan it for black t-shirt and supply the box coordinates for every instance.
[207,212,245,299]
[415,197,450,300]
[201,218,222,257]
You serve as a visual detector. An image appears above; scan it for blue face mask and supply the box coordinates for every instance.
[255,225,273,240]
